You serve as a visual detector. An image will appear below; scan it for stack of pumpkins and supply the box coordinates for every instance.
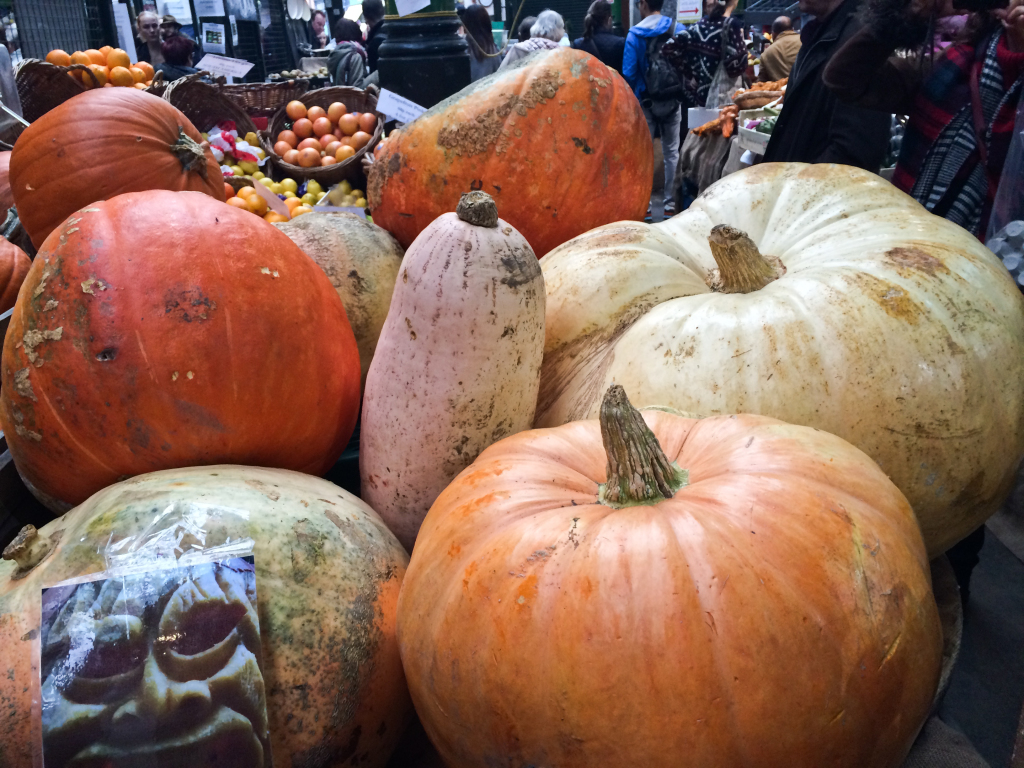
[0,47,1021,768]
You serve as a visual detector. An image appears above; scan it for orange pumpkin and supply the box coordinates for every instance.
[0,151,13,217]
[10,88,225,250]
[0,238,30,313]
[398,386,943,768]
[368,47,653,257]
[0,190,361,510]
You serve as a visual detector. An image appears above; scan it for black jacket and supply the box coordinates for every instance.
[762,0,890,171]
[572,30,625,73]
[366,21,385,73]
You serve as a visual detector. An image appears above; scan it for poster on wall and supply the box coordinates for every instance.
[112,2,138,63]
[226,0,259,21]
[202,21,227,53]
[195,0,226,16]
[677,0,701,24]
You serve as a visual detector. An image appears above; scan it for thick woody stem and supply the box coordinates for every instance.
[2,525,51,572]
[170,127,210,180]
[706,224,786,293]
[456,191,499,228]
[598,385,688,508]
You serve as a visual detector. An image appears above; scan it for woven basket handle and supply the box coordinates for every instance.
[64,63,99,88]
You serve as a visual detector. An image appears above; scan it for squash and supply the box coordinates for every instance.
[0,151,13,219]
[537,163,1024,556]
[0,237,30,313]
[274,212,403,390]
[367,47,652,258]
[10,88,225,250]
[0,190,361,511]
[398,385,942,768]
[0,465,411,768]
[360,192,544,550]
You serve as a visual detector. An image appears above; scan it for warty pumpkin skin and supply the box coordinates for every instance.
[0,466,411,768]
[0,237,30,313]
[398,389,943,768]
[536,163,1024,557]
[367,47,652,258]
[0,190,361,510]
[11,88,225,250]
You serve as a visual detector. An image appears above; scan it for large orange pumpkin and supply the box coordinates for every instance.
[0,151,13,219]
[10,88,225,250]
[398,386,943,768]
[0,237,30,313]
[367,47,652,258]
[0,190,361,510]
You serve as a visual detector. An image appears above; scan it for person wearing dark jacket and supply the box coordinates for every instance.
[328,19,368,86]
[155,34,199,82]
[463,4,504,81]
[134,10,164,65]
[363,0,386,72]
[572,0,625,71]
[663,0,748,107]
[761,0,892,170]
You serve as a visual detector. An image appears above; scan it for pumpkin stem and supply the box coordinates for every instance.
[2,525,51,573]
[169,127,210,181]
[456,191,499,228]
[599,385,688,508]
[706,224,786,293]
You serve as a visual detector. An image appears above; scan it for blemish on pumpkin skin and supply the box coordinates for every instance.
[81,277,107,295]
[886,246,949,277]
[850,273,924,324]
[13,369,36,401]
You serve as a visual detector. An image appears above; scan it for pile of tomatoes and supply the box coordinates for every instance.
[272,100,377,169]
[46,47,155,89]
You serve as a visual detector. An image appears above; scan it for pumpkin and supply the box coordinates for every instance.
[0,465,411,768]
[274,212,404,390]
[361,192,545,550]
[0,237,30,313]
[398,385,943,768]
[10,88,225,250]
[537,163,1024,556]
[367,47,652,258]
[0,190,361,511]
[0,151,13,219]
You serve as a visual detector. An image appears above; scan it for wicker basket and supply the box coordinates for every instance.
[221,80,310,119]
[162,72,258,137]
[13,59,96,123]
[260,85,383,185]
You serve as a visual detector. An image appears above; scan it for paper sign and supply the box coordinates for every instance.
[230,14,239,44]
[196,53,254,77]
[160,0,193,18]
[677,0,700,23]
[201,23,227,53]
[195,0,226,16]
[112,2,138,64]
[250,181,291,216]
[376,88,427,124]
[395,0,430,17]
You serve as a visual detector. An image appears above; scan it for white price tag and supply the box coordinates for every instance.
[376,88,427,124]
[196,53,255,78]
[395,0,430,16]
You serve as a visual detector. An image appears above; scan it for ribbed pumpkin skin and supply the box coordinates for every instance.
[367,48,652,258]
[10,88,225,250]
[398,411,943,768]
[0,151,13,217]
[0,237,30,313]
[0,466,412,768]
[0,190,361,509]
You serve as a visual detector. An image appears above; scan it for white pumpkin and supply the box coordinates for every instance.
[537,163,1024,556]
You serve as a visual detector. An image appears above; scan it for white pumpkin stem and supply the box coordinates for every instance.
[2,524,51,572]
[170,127,210,181]
[599,385,688,508]
[707,224,786,294]
[456,191,499,228]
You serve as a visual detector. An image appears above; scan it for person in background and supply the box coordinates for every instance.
[135,10,164,65]
[464,4,504,81]
[517,15,538,42]
[758,15,802,80]
[500,9,564,68]
[573,0,625,71]
[160,14,182,41]
[760,0,891,169]
[662,0,747,107]
[624,0,680,216]
[155,33,199,81]
[328,18,368,85]
[311,9,330,48]
[363,0,387,72]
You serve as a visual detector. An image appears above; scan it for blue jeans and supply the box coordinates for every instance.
[643,103,681,204]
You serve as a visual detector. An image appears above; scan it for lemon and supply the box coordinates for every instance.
[254,148,266,160]
[315,190,326,201]
[337,180,352,195]
[244,131,259,146]
[259,177,275,187]
[229,165,243,176]
[280,178,298,194]
[283,191,297,199]
[238,161,258,175]
[300,193,317,206]
[252,170,265,180]
[306,180,322,196]
[270,182,283,194]
[351,189,364,199]
[354,198,367,208]
[201,132,209,140]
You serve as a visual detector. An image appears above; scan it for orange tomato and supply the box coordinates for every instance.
[273,140,293,157]
[277,129,298,148]
[327,102,347,123]
[297,148,321,168]
[284,196,304,211]
[236,186,259,200]
[291,205,313,218]
[135,61,155,80]
[46,49,72,67]
[84,49,106,65]
[109,66,134,87]
[98,45,113,57]
[350,131,371,150]
[283,149,301,165]
[312,117,334,137]
[264,211,290,223]
[134,82,148,89]
[70,51,92,68]
[129,66,146,83]
[293,118,314,139]
[358,112,377,134]
[307,106,327,122]
[338,114,359,136]
[226,196,252,212]
[106,49,131,69]
[247,195,269,215]
[322,140,342,157]
[102,82,114,87]
[285,100,307,121]
[223,182,235,198]
[321,156,337,166]
[335,145,356,162]
[144,80,153,86]
[85,64,108,88]
[297,137,322,153]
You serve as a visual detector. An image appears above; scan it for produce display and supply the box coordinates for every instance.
[10,88,225,250]
[398,386,942,768]
[0,151,13,218]
[0,190,361,509]
[692,104,739,137]
[45,47,156,89]
[269,66,329,81]
[0,237,29,313]
[732,77,787,109]
[269,99,376,168]
[537,163,1024,556]
[0,466,411,768]
[360,192,545,550]
[368,47,653,258]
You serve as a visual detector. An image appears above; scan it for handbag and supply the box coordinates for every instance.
[704,18,744,109]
